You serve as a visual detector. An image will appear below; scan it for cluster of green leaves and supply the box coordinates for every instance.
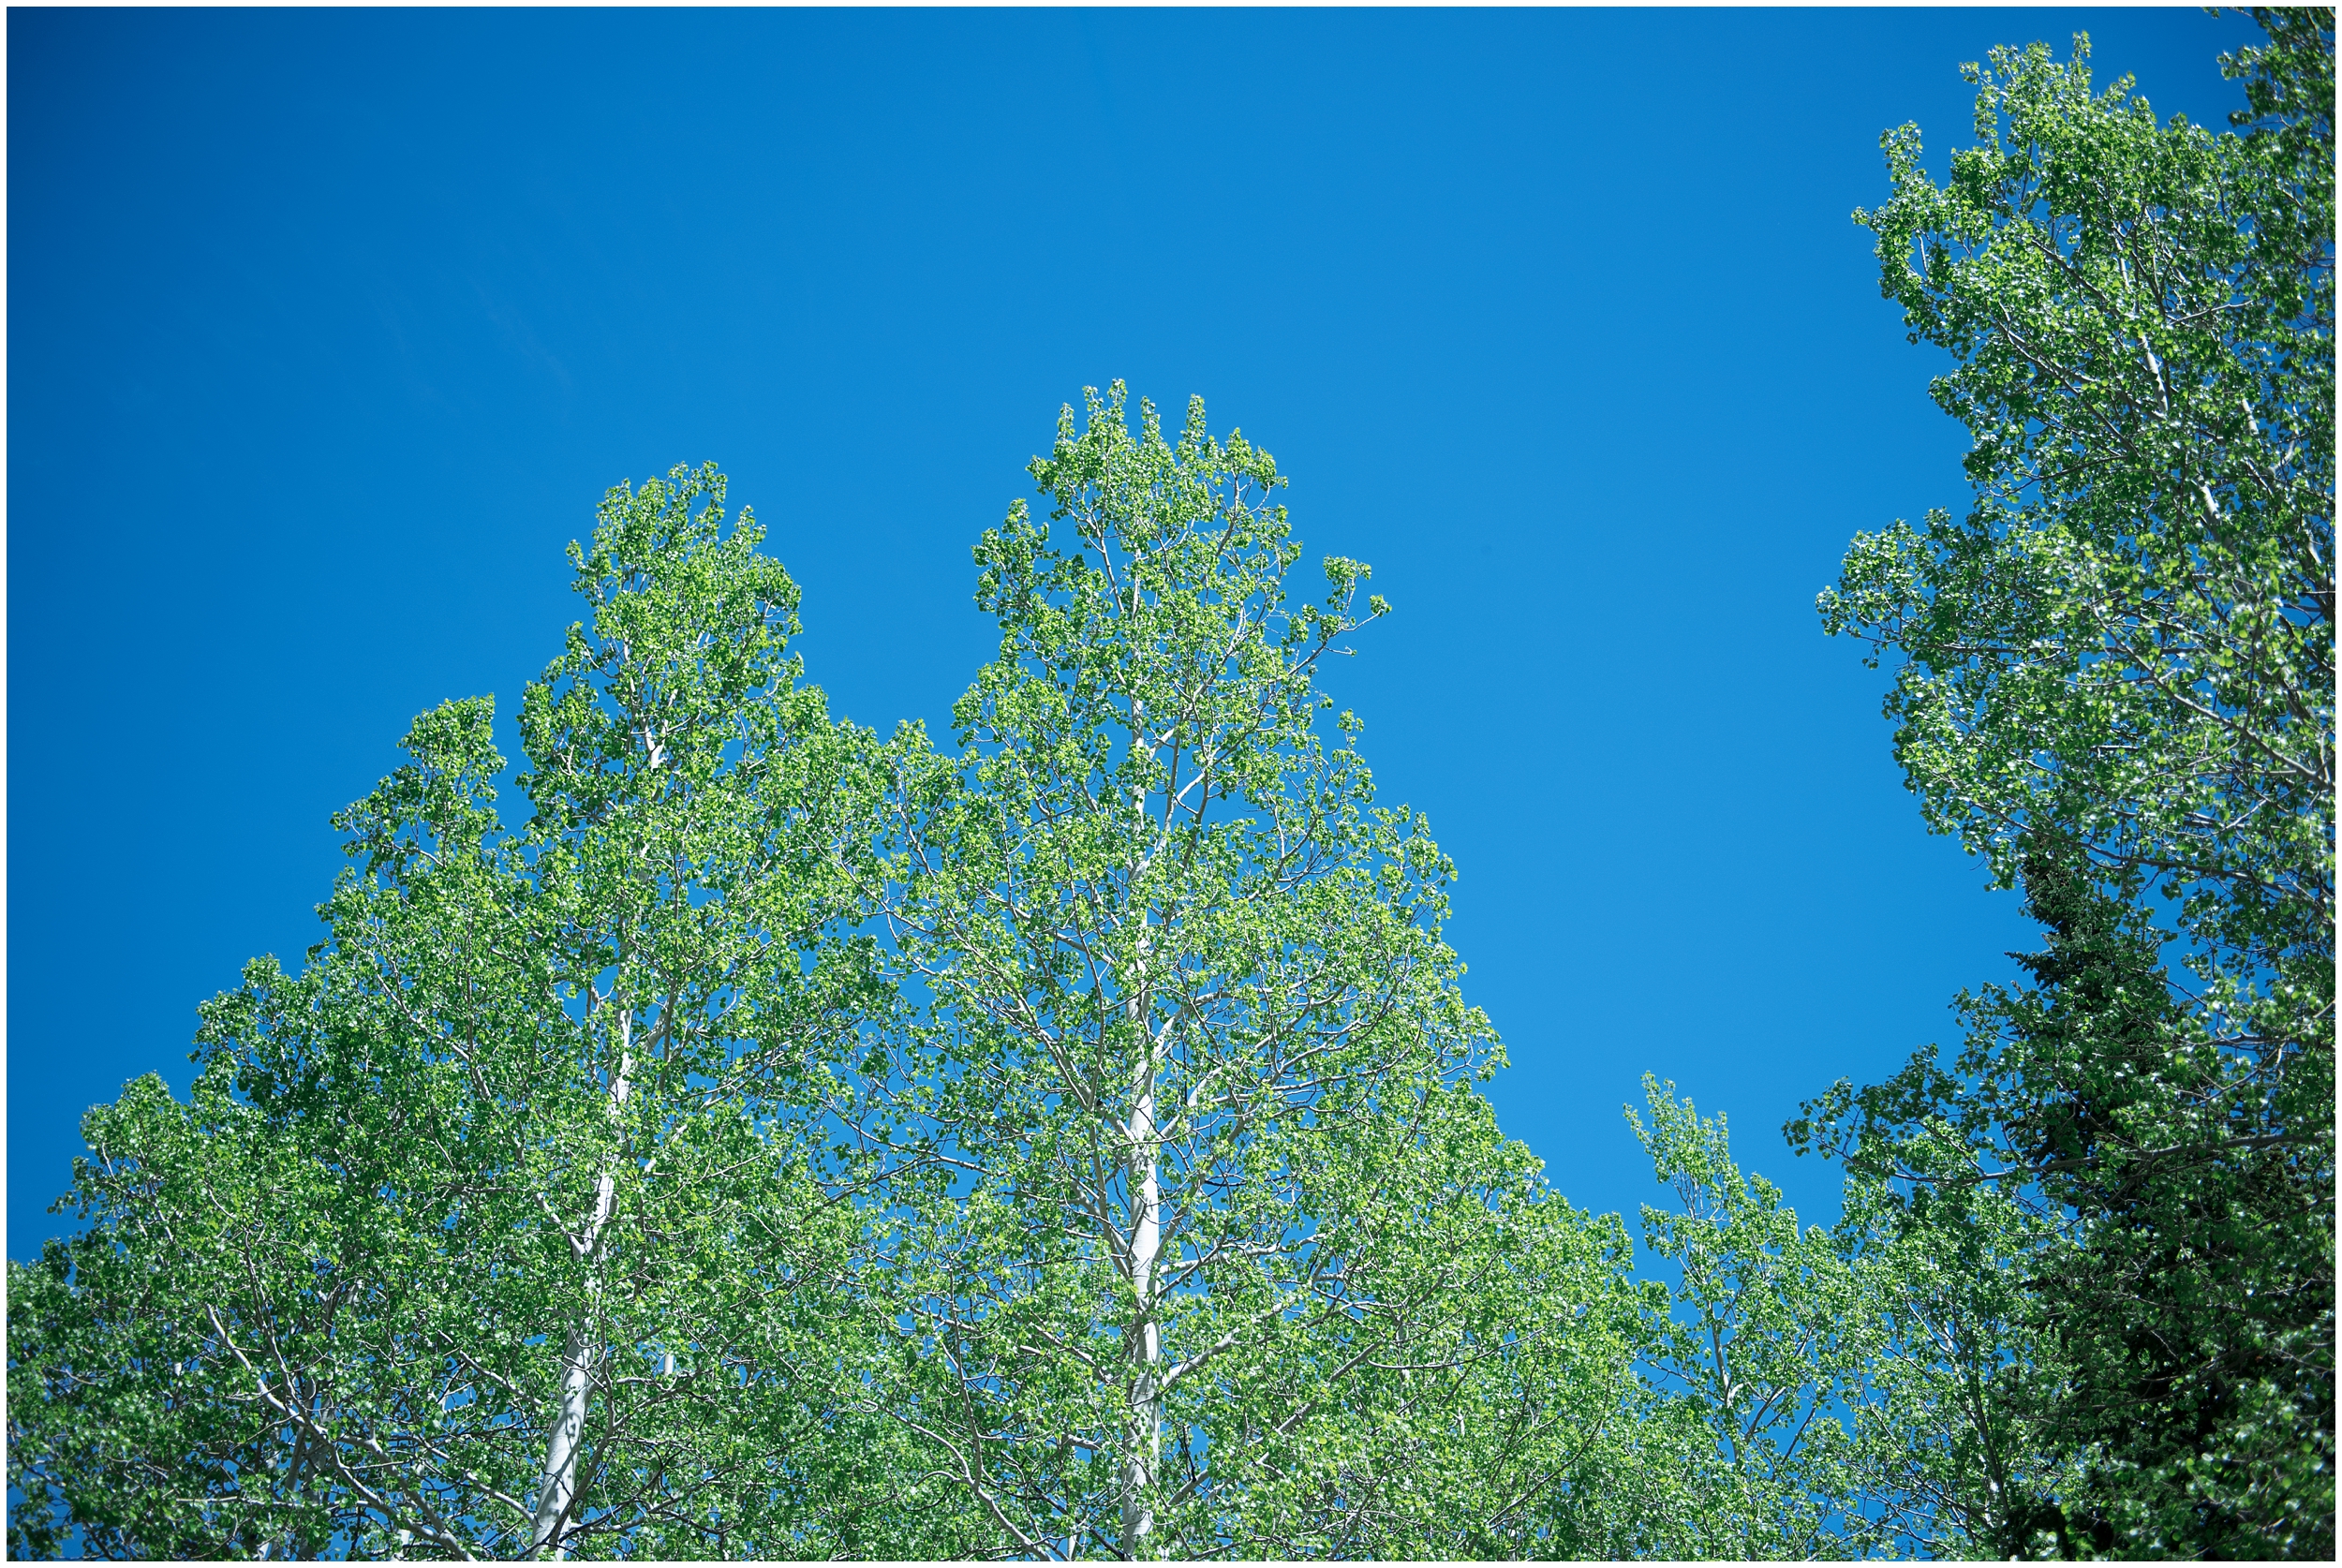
[1801,7,2334,1559]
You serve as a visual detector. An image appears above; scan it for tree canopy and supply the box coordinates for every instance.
[7,12,2332,1560]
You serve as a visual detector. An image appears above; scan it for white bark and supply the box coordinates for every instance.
[1119,931,1162,1560]
[1120,1072,1163,1554]
[529,1013,633,1559]
[527,1275,601,1556]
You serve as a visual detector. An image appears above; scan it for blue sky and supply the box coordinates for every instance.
[7,5,2267,1255]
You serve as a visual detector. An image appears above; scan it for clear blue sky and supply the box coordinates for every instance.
[7,6,2266,1256]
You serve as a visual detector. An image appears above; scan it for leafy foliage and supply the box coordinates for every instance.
[1803,10,2335,1558]
[1620,1085,1888,1559]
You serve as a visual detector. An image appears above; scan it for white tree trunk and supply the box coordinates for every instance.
[1121,1070,1162,1557]
[528,1185,609,1557]
[530,1015,633,1559]
[1120,926,1162,1561]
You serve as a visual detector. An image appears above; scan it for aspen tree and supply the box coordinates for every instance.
[861,386,1640,1559]
[7,466,910,1559]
